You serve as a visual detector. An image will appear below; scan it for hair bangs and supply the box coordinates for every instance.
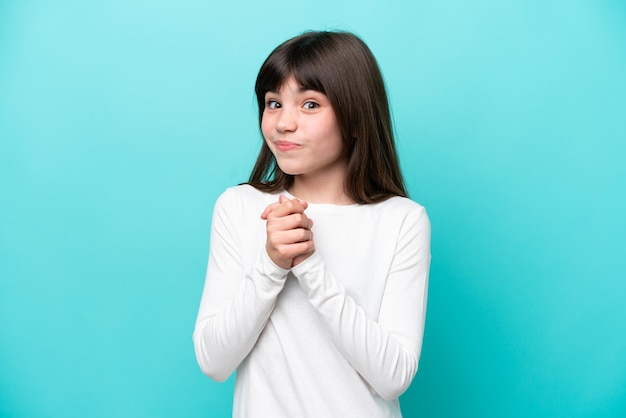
[288,41,328,94]
[255,41,328,110]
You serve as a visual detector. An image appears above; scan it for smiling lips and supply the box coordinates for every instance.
[274,141,301,152]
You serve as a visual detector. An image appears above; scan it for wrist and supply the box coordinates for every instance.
[263,247,292,271]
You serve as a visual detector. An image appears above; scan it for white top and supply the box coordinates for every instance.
[193,184,431,417]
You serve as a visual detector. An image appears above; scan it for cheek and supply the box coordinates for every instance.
[261,117,272,140]
[322,114,342,138]
[323,120,343,145]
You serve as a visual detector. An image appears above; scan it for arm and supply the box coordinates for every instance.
[193,190,290,382]
[291,206,431,400]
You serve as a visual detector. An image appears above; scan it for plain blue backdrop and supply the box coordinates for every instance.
[1,0,625,417]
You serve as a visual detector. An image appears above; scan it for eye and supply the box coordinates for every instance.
[266,99,280,110]
[303,101,320,110]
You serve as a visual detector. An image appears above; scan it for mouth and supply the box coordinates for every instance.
[274,141,301,152]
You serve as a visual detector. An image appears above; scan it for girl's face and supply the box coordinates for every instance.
[261,76,345,184]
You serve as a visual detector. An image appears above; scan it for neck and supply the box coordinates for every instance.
[288,165,354,205]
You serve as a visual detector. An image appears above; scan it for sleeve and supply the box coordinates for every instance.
[192,189,290,382]
[290,206,431,400]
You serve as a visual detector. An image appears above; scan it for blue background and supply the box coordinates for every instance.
[1,1,625,417]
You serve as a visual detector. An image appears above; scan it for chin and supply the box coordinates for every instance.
[275,163,302,176]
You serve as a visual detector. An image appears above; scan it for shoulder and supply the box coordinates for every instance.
[213,184,283,217]
[374,196,430,239]
[337,196,428,226]
[216,184,278,206]
[375,196,428,219]
[375,198,431,256]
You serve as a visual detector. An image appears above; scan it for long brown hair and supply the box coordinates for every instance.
[248,31,407,204]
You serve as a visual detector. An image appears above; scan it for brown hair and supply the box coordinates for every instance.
[248,30,407,204]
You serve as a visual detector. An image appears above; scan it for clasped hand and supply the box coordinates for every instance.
[261,196,315,269]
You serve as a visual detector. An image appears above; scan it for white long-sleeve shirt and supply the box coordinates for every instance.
[193,184,431,417]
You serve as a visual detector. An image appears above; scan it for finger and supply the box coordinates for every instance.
[292,198,308,209]
[267,198,307,218]
[260,199,282,219]
[278,195,307,210]
[271,240,315,260]
[290,241,315,259]
[268,228,312,247]
[266,213,311,232]
[269,222,314,243]
[292,250,314,267]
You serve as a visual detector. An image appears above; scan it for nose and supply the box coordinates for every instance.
[276,107,297,132]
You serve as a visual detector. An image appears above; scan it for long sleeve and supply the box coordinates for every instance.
[193,189,289,382]
[291,204,431,400]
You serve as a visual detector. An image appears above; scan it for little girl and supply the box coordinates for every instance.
[193,30,431,417]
